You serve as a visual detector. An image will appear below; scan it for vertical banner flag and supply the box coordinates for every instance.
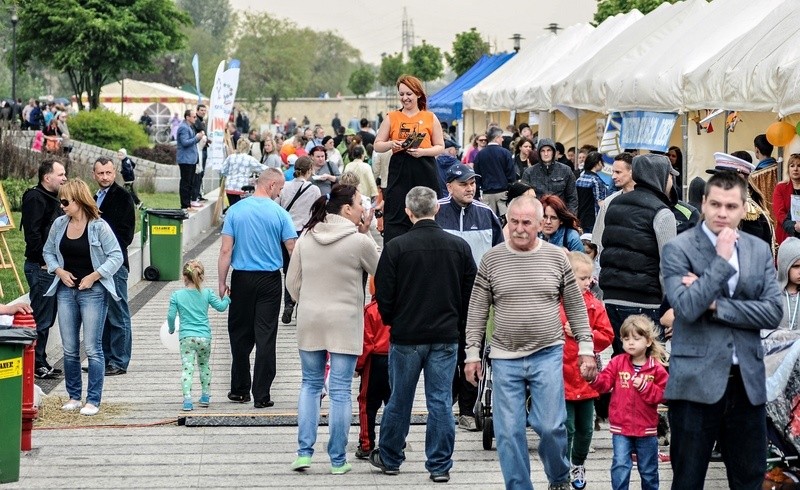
[208,60,241,170]
[191,54,201,104]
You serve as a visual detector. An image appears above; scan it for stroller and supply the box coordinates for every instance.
[474,343,495,450]
[762,330,800,481]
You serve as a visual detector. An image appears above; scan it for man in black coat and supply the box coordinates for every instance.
[93,157,135,375]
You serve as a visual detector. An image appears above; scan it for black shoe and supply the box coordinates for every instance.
[105,367,127,376]
[254,400,274,408]
[44,364,63,375]
[227,392,251,403]
[34,366,57,379]
[81,366,89,373]
[197,197,208,202]
[429,471,450,483]
[368,449,399,475]
[281,305,294,324]
[355,446,371,459]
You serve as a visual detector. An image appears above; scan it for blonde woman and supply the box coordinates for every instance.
[220,138,266,207]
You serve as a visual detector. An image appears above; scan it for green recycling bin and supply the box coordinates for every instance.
[0,327,36,484]
[143,209,188,281]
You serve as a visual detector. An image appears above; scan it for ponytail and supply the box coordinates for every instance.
[302,184,358,233]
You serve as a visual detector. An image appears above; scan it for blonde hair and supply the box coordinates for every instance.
[59,178,100,220]
[183,259,205,290]
[339,171,360,187]
[236,137,252,154]
[567,251,593,272]
[619,314,667,365]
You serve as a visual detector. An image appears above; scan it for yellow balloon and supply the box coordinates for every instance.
[767,121,796,147]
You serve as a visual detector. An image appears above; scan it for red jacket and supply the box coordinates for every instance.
[592,354,668,437]
[356,300,390,373]
[773,181,794,246]
[560,290,614,401]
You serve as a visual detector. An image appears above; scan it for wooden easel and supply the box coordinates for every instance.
[0,231,24,297]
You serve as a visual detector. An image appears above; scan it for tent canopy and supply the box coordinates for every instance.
[428,52,515,122]
[97,79,208,104]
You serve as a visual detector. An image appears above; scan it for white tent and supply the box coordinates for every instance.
[96,79,208,126]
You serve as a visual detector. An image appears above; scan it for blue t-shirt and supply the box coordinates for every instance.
[221,196,296,271]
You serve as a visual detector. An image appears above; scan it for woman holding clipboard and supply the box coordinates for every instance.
[373,75,444,243]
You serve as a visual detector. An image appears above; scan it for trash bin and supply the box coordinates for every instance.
[0,327,36,484]
[143,209,188,281]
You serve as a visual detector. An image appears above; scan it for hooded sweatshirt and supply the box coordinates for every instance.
[521,138,578,212]
[286,213,380,355]
[777,237,800,330]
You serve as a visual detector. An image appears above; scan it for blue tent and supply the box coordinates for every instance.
[429,52,516,123]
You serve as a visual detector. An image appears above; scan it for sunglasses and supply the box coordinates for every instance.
[59,199,71,207]
[478,139,487,143]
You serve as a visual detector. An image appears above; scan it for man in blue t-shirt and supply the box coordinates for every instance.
[218,168,297,408]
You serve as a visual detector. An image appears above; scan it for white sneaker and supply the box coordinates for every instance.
[190,201,203,208]
[61,399,82,411]
[570,464,586,489]
[458,415,479,431]
[80,403,100,416]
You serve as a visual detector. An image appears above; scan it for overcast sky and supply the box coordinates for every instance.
[230,0,598,65]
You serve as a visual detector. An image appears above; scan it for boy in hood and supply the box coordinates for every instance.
[521,138,578,213]
[777,237,800,330]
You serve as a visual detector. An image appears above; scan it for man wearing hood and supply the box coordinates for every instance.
[599,154,677,355]
[521,138,579,213]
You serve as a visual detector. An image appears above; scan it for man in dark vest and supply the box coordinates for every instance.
[599,154,677,354]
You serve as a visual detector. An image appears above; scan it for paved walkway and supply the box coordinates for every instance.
[10,227,730,488]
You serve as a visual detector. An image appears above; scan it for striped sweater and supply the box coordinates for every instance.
[465,240,593,361]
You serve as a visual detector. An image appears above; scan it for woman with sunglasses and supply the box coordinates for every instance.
[539,194,584,252]
[42,178,122,416]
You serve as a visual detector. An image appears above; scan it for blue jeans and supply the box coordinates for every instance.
[102,266,132,370]
[493,345,570,489]
[24,261,58,368]
[611,434,658,490]
[296,350,357,467]
[378,343,457,475]
[57,282,108,406]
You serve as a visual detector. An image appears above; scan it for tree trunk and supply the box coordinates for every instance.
[270,95,279,126]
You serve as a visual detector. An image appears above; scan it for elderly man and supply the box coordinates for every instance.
[218,168,297,409]
[464,195,597,490]
[371,186,476,483]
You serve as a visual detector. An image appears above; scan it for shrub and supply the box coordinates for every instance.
[3,178,36,211]
[132,144,176,166]
[0,133,46,180]
[69,109,150,153]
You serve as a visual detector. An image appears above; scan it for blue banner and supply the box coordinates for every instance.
[619,111,678,152]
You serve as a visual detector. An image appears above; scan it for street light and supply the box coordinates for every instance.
[169,56,176,87]
[545,23,563,35]
[509,33,524,53]
[11,7,18,104]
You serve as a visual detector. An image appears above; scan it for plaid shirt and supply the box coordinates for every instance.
[575,171,610,214]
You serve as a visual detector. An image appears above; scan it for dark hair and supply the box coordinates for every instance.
[704,171,747,203]
[583,151,604,173]
[514,137,535,157]
[555,142,565,155]
[580,144,598,152]
[506,181,534,203]
[196,104,206,111]
[754,134,773,157]
[93,156,114,170]
[360,118,369,128]
[321,135,333,146]
[539,194,581,232]
[614,152,633,165]
[731,150,752,163]
[310,145,326,156]
[667,146,683,167]
[518,122,530,132]
[38,159,62,183]
[351,145,364,159]
[183,109,193,118]
[303,184,358,232]
[293,156,313,178]
[567,146,576,153]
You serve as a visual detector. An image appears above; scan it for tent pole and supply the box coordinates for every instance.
[723,111,729,153]
[575,115,579,157]
[682,113,688,192]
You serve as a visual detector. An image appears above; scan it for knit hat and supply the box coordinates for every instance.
[778,237,800,290]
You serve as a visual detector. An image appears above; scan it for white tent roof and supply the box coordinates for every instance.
[97,79,206,104]
[463,24,593,112]
[683,0,800,115]
[516,11,643,112]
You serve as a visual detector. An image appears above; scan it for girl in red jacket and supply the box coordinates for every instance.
[561,252,615,489]
[590,314,668,490]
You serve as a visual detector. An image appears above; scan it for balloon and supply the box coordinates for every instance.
[160,318,180,353]
[766,121,796,147]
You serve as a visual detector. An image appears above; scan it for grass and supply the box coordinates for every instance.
[0,193,179,299]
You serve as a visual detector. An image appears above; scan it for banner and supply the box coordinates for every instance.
[191,53,201,104]
[208,60,240,170]
[619,111,678,152]
[598,112,622,156]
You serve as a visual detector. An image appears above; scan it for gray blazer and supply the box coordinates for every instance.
[661,225,782,405]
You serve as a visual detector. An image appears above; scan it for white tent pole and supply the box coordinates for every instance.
[682,113,688,195]
[723,111,729,153]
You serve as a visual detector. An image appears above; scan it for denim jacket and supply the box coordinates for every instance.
[42,216,123,300]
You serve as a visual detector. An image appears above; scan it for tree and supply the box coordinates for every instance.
[177,0,235,38]
[406,41,444,83]
[16,0,190,111]
[594,0,679,25]
[305,31,361,97]
[378,52,405,88]
[232,13,316,121]
[445,28,490,77]
[348,65,375,98]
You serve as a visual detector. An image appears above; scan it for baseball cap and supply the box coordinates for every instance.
[446,163,480,183]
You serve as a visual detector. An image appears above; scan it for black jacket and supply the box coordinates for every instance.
[21,185,63,265]
[375,219,476,345]
[98,182,135,269]
[473,144,517,194]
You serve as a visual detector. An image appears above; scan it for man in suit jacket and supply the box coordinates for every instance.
[93,157,135,375]
[661,170,782,489]
[176,109,204,210]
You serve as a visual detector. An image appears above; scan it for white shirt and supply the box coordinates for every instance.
[701,222,740,364]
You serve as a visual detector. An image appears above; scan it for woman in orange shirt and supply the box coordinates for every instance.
[374,75,445,243]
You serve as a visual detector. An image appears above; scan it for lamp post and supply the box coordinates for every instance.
[545,23,563,35]
[169,56,176,87]
[509,33,524,53]
[11,7,18,104]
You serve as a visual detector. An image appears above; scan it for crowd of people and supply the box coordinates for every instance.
[9,72,798,489]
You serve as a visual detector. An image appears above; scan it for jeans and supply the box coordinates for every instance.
[102,266,131,370]
[611,434,658,490]
[57,282,108,406]
[605,304,661,356]
[379,342,457,475]
[296,350,357,467]
[492,345,570,489]
[668,366,766,490]
[24,261,58,368]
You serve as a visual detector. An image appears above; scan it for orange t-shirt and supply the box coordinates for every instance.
[388,110,435,152]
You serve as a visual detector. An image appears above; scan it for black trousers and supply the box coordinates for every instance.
[178,163,195,208]
[452,334,478,416]
[669,366,766,490]
[228,270,282,404]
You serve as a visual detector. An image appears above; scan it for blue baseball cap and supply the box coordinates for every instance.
[446,163,480,183]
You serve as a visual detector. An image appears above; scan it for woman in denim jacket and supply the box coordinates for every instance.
[43,178,122,416]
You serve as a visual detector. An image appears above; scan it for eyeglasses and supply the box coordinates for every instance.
[59,199,71,207]
[543,215,560,222]
[478,139,487,143]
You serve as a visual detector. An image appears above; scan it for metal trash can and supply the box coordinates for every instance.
[0,327,36,483]
[142,209,188,281]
